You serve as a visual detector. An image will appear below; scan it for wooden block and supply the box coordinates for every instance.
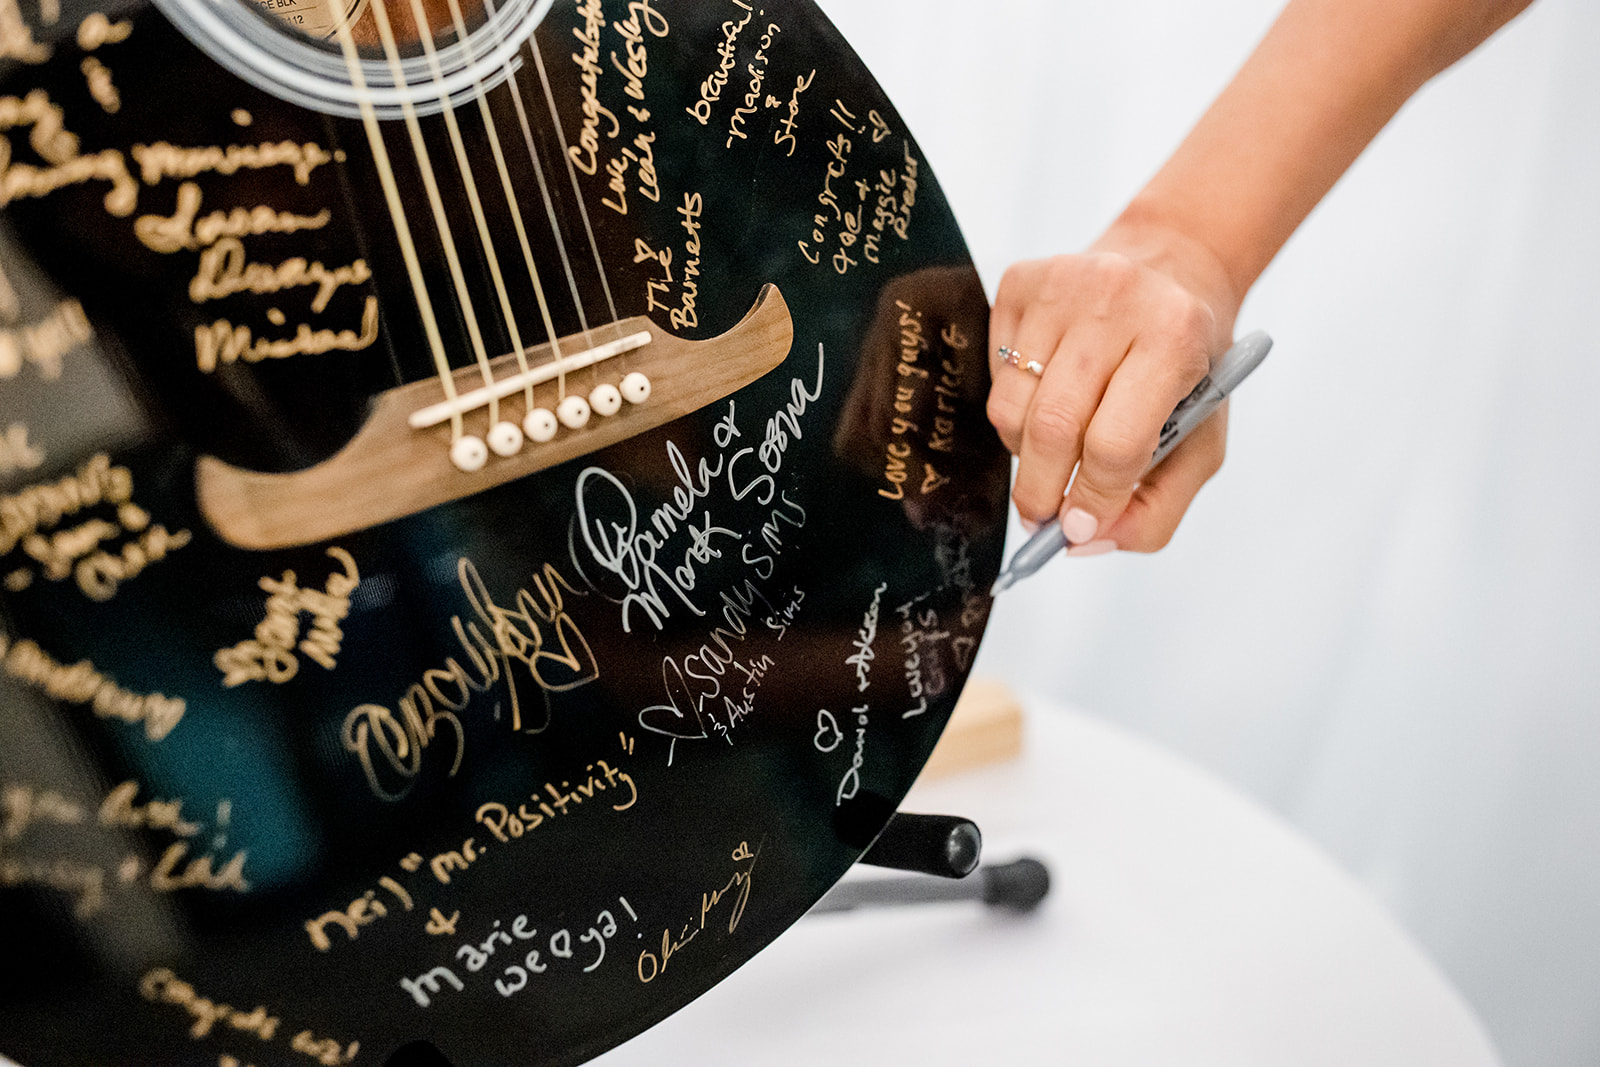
[920,677,1024,780]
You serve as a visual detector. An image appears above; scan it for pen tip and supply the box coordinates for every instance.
[990,573,1013,597]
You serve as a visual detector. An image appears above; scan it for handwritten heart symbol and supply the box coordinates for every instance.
[637,700,707,741]
[813,709,843,753]
[637,659,707,742]
[533,614,600,690]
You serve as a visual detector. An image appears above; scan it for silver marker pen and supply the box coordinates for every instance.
[990,330,1273,595]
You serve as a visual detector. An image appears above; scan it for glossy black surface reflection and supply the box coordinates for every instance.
[0,0,1009,1063]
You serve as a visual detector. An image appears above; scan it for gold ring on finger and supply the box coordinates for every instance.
[998,346,1044,377]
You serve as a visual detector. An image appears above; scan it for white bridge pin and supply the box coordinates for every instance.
[620,372,651,404]
[487,420,524,457]
[557,394,591,429]
[450,435,489,472]
[524,408,559,443]
[589,383,622,417]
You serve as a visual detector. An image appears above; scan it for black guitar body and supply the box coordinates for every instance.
[0,0,1008,1062]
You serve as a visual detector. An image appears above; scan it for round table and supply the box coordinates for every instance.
[591,697,1502,1066]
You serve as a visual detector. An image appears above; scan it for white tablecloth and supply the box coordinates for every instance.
[594,699,1501,1066]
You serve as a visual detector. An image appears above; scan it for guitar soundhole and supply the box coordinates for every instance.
[256,0,372,43]
[151,0,555,118]
[255,0,487,55]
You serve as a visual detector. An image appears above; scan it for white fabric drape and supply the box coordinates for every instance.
[817,1,1600,1063]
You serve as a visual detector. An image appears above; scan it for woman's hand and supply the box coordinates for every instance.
[986,220,1241,554]
[984,0,1537,557]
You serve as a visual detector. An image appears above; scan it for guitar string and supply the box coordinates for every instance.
[400,0,539,428]
[362,0,506,439]
[487,7,593,403]
[323,0,465,438]
[467,0,626,406]
[329,0,621,427]
[392,1,605,413]
[528,36,619,332]
[437,0,569,415]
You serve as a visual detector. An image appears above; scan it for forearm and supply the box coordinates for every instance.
[1112,0,1535,302]
[986,0,1537,552]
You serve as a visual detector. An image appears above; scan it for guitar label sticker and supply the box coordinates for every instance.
[254,0,369,41]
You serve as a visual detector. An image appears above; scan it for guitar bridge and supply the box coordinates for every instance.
[195,283,793,550]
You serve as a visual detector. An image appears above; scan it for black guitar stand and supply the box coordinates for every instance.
[816,811,1051,914]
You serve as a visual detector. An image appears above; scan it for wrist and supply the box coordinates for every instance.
[1092,203,1245,347]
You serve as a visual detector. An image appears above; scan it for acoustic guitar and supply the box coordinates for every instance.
[0,0,1009,1061]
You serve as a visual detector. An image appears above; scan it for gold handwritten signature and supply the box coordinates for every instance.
[215,546,360,687]
[194,293,379,373]
[685,0,752,127]
[567,0,619,177]
[636,839,760,983]
[0,632,185,741]
[0,83,336,217]
[0,296,92,381]
[341,559,598,801]
[1,452,191,600]
[139,967,358,1065]
[0,423,43,474]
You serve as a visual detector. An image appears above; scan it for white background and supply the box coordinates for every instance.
[816,1,1600,1064]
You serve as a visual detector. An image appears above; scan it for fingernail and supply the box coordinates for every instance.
[1066,538,1117,558]
[1019,516,1040,535]
[1062,507,1098,545]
